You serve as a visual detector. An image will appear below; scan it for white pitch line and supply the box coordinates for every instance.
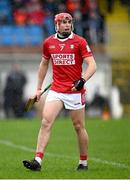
[0,139,34,152]
[90,157,130,170]
[0,139,130,170]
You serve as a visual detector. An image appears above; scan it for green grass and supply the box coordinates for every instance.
[0,117,130,179]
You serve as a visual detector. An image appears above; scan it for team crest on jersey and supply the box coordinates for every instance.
[70,44,74,49]
[59,44,65,51]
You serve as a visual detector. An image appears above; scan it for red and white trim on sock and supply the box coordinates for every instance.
[35,152,44,165]
[79,155,88,166]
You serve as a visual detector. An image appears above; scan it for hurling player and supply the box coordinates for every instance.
[23,13,96,171]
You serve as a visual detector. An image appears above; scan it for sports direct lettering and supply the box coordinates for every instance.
[51,54,75,65]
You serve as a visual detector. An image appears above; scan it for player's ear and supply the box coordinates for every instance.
[55,24,59,32]
[55,25,57,32]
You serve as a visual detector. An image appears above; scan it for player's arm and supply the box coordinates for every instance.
[72,37,97,91]
[37,57,49,90]
[83,56,97,81]
[24,57,49,111]
[72,56,96,91]
[35,57,50,101]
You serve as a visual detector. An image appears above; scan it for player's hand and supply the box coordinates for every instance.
[71,78,86,91]
[33,89,42,102]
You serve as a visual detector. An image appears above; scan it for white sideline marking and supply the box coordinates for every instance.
[0,139,130,170]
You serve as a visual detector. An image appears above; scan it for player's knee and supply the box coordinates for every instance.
[73,121,83,132]
[41,117,51,130]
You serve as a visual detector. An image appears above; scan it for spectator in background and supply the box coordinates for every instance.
[3,64,27,118]
[87,0,100,45]
[57,3,66,13]
[43,0,58,16]
[13,7,28,25]
[43,10,55,37]
[0,0,13,24]
[66,0,80,14]
[11,0,28,25]
[73,10,83,36]
[11,0,25,10]
[26,0,46,26]
[85,0,105,45]
[0,0,106,48]
[87,86,110,120]
[81,0,91,45]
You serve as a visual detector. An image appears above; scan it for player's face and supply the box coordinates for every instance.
[58,19,72,36]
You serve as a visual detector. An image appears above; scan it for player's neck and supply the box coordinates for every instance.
[57,32,71,39]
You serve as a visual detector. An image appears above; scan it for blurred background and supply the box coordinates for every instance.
[0,0,130,120]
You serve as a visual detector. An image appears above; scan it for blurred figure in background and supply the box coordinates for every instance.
[3,64,27,118]
[42,10,55,37]
[73,10,83,36]
[87,86,110,120]
[13,7,28,25]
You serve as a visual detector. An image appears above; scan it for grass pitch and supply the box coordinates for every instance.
[0,117,130,179]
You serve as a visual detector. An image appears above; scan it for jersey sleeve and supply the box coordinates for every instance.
[42,39,51,60]
[80,38,93,58]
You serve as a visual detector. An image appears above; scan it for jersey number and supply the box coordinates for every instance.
[59,44,65,51]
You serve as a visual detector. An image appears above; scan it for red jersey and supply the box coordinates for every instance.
[42,33,93,93]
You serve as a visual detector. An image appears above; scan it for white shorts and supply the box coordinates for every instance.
[45,90,86,110]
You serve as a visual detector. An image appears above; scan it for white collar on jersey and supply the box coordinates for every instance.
[54,32,74,41]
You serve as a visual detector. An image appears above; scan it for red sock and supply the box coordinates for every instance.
[35,152,44,159]
[80,155,87,160]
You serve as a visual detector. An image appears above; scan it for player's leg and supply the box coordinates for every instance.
[23,100,63,171]
[70,107,89,170]
[36,100,63,153]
